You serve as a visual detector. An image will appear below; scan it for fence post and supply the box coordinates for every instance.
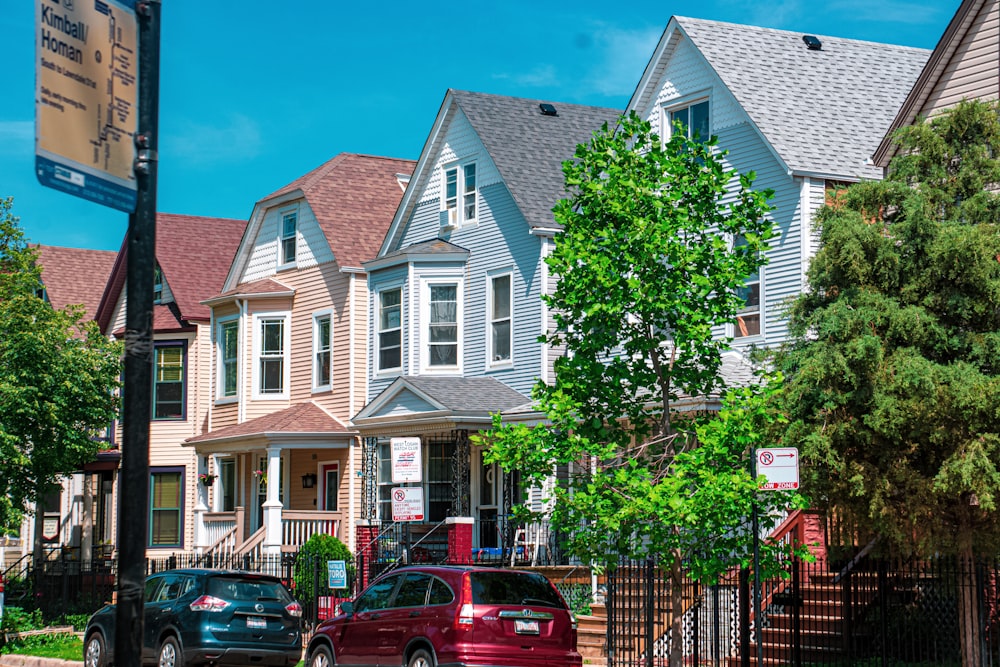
[841,567,852,659]
[739,567,750,667]
[645,557,654,667]
[792,559,801,667]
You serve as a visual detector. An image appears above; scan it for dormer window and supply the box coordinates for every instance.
[441,162,477,229]
[280,209,297,267]
[152,264,163,304]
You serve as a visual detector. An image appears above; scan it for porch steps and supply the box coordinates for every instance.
[578,602,608,667]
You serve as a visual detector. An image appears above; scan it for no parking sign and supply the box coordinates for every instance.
[755,447,800,490]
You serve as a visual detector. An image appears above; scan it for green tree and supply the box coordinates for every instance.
[772,99,1000,667]
[293,533,354,602]
[477,113,803,667]
[0,198,121,533]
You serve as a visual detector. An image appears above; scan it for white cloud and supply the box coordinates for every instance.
[0,120,34,155]
[493,64,559,88]
[164,113,262,167]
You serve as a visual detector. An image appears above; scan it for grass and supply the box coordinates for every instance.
[1,632,83,661]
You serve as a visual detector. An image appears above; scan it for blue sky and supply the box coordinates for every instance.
[3,0,960,252]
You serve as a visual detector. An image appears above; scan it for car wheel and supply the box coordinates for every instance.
[308,644,333,667]
[158,636,183,667]
[407,648,435,667]
[84,632,106,667]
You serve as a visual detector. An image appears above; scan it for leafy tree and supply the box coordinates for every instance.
[477,112,804,667]
[772,99,1000,667]
[0,198,121,533]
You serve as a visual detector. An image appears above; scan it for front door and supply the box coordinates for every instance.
[476,450,499,549]
[321,462,339,511]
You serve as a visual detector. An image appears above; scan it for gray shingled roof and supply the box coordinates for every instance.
[403,375,529,413]
[670,17,930,180]
[451,91,621,230]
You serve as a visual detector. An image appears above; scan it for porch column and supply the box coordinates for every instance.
[193,456,209,554]
[263,446,283,556]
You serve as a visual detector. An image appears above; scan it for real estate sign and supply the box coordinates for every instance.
[35,0,138,212]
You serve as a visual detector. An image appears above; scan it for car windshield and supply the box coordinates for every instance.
[470,571,564,608]
[207,576,291,602]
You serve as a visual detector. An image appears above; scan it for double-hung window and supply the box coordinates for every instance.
[442,162,477,227]
[254,313,290,399]
[217,318,239,399]
[668,99,710,142]
[153,342,185,420]
[489,272,512,365]
[280,209,297,266]
[734,235,761,338]
[377,288,402,373]
[149,468,183,548]
[313,311,332,390]
[425,281,460,370]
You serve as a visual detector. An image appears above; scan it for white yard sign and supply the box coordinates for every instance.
[391,437,422,483]
[391,486,425,522]
[756,447,800,491]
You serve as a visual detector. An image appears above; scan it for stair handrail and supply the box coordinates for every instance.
[831,536,878,584]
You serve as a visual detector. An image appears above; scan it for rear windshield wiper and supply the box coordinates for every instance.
[520,597,560,608]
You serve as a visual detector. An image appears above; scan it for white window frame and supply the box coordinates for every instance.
[152,264,164,304]
[312,309,333,392]
[732,235,764,341]
[252,311,291,400]
[278,206,298,269]
[375,286,403,375]
[420,277,463,374]
[440,161,477,229]
[662,95,710,142]
[215,315,240,403]
[487,270,513,368]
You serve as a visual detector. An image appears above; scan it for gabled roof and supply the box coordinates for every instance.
[224,154,415,289]
[202,277,295,307]
[354,375,529,424]
[629,17,930,181]
[35,245,116,321]
[185,401,352,446]
[381,90,621,254]
[363,238,469,272]
[97,213,246,333]
[874,0,994,167]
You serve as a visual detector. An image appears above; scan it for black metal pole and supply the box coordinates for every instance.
[750,448,762,666]
[739,568,750,667]
[114,3,159,667]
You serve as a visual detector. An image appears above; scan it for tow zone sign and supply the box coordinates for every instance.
[756,447,799,491]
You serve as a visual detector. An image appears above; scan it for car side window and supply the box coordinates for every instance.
[354,575,399,612]
[427,577,454,606]
[144,576,164,603]
[392,573,432,608]
[154,574,185,602]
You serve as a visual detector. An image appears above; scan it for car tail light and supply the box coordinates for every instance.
[454,573,474,631]
[285,601,303,618]
[190,595,230,612]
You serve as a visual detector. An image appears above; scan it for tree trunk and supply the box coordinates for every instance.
[957,528,981,667]
[670,551,683,667]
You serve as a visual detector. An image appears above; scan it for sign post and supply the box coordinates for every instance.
[35,0,139,211]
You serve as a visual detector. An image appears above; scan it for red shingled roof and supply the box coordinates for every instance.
[97,213,246,333]
[260,153,415,270]
[203,278,294,306]
[185,401,352,445]
[35,245,117,321]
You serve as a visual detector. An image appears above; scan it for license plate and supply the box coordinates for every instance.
[247,616,267,630]
[514,619,539,635]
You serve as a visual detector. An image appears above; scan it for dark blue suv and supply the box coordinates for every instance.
[83,568,302,667]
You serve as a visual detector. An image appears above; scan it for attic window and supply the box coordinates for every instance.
[539,103,558,116]
[802,35,822,50]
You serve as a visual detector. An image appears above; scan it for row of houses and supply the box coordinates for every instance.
[13,0,998,568]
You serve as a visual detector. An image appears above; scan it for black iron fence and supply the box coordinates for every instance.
[606,555,1000,667]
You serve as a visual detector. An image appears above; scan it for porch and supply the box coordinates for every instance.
[198,507,343,561]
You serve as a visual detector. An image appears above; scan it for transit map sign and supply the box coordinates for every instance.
[755,447,800,491]
[35,0,138,212]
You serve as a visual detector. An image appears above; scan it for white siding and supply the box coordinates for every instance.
[242,201,334,283]
[419,112,502,206]
[923,0,1000,115]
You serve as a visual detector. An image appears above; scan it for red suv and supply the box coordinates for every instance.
[305,565,581,667]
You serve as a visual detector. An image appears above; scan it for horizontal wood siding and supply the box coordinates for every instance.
[243,200,334,284]
[367,265,410,402]
[923,0,999,114]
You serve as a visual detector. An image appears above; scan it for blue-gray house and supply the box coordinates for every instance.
[352,90,619,558]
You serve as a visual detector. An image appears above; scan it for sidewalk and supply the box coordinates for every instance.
[0,657,82,667]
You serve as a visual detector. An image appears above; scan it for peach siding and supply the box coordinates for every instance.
[923,0,999,115]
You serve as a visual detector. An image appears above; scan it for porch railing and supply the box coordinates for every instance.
[281,510,341,550]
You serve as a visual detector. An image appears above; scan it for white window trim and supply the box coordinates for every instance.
[419,277,463,374]
[312,309,333,393]
[730,235,765,343]
[277,205,299,270]
[661,93,711,142]
[252,311,291,400]
[215,314,240,404]
[487,269,513,369]
[440,161,478,230]
[375,285,404,376]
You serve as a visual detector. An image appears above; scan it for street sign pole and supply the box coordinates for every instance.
[750,447,762,666]
[114,3,159,667]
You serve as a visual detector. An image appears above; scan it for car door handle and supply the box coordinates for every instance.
[409,611,421,617]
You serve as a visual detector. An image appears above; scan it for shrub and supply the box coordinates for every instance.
[293,533,354,602]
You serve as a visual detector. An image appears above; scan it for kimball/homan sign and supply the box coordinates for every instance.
[35,0,138,212]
